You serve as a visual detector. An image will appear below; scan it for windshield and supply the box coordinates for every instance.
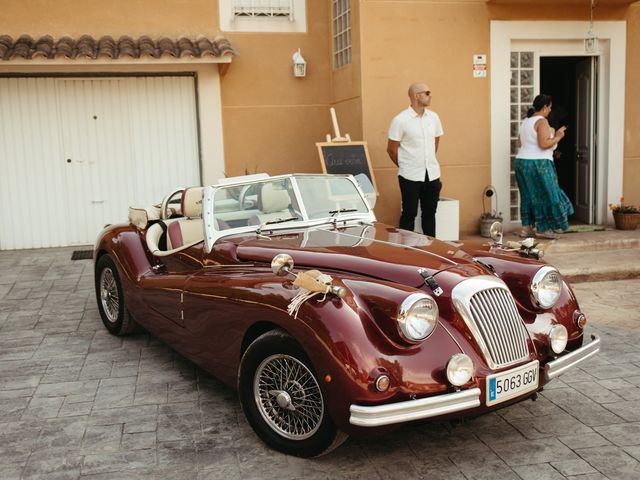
[295,176,369,220]
[212,177,301,231]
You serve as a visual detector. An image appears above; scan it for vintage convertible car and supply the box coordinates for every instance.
[94,173,600,457]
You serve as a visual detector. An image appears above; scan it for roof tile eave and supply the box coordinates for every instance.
[0,34,236,61]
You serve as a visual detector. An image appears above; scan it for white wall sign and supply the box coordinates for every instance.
[473,54,487,78]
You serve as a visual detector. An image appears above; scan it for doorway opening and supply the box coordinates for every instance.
[540,56,598,224]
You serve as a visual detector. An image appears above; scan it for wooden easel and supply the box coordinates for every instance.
[325,107,351,143]
[316,108,378,194]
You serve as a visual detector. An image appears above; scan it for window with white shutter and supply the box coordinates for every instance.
[220,0,306,32]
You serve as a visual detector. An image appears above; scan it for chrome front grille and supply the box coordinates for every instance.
[452,276,530,369]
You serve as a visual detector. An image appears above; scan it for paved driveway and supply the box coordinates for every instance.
[1,246,639,479]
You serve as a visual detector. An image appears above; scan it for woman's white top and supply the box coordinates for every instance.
[517,115,554,160]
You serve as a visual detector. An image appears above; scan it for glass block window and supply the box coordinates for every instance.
[232,0,293,19]
[332,0,352,69]
[509,51,534,222]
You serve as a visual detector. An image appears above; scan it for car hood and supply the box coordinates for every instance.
[233,223,488,288]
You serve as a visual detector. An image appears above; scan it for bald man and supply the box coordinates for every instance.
[387,82,444,237]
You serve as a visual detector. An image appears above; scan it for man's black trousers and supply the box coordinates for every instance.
[398,174,442,237]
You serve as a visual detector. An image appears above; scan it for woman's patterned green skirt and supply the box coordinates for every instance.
[515,158,574,232]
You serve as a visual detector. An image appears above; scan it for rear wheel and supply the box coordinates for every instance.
[95,254,136,335]
[238,329,347,457]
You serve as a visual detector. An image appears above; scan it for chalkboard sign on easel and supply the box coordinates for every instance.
[316,108,378,194]
[316,141,378,194]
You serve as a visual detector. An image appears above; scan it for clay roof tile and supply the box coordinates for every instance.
[117,36,138,58]
[97,36,117,59]
[157,37,178,58]
[0,34,237,61]
[32,35,54,59]
[176,37,196,58]
[138,36,157,58]
[0,35,13,60]
[54,36,75,59]
[77,34,97,59]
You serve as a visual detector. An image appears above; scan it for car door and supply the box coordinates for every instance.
[180,240,275,380]
[139,249,202,327]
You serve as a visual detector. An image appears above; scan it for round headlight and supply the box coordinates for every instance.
[549,324,568,354]
[397,293,438,343]
[446,354,474,386]
[531,266,562,308]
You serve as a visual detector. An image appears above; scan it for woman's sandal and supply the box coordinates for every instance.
[518,227,535,238]
[535,230,558,240]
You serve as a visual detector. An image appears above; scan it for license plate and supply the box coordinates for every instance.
[486,360,539,406]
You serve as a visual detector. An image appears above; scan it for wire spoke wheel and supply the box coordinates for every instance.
[254,354,324,440]
[100,267,120,324]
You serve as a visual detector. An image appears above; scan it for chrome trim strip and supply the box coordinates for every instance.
[544,334,601,381]
[349,388,481,427]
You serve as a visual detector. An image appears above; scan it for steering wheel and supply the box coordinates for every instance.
[160,187,185,220]
[238,185,255,210]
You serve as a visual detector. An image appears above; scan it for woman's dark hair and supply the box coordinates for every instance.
[527,94,553,117]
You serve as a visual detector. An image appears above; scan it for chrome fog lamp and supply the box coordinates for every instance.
[531,266,562,308]
[397,293,438,343]
[446,354,474,386]
[549,324,568,354]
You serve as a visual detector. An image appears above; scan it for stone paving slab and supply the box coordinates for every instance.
[0,246,639,479]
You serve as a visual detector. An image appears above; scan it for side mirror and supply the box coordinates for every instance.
[489,221,503,245]
[271,253,294,276]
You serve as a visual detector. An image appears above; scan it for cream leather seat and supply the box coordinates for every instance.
[146,187,205,256]
[248,183,293,226]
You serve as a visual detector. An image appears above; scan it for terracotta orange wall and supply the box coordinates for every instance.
[360,1,492,235]
[360,0,635,234]
[0,0,221,37]
[220,1,334,178]
[0,1,336,179]
[624,4,640,207]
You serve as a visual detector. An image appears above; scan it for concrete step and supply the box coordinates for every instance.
[462,228,640,284]
[542,229,640,254]
[544,247,640,283]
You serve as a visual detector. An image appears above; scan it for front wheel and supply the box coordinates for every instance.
[95,254,136,336]
[238,329,347,457]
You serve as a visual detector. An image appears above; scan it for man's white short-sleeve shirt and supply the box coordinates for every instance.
[388,107,444,182]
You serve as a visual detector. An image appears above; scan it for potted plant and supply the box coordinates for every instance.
[609,197,640,230]
[480,185,503,237]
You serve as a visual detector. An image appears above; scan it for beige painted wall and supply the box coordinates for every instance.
[360,1,492,235]
[624,4,640,207]
[359,0,637,233]
[0,0,221,37]
[2,0,638,223]
[220,1,334,178]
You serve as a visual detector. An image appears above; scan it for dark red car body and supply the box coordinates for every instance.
[94,174,600,456]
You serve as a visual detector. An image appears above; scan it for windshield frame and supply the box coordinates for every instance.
[202,173,376,253]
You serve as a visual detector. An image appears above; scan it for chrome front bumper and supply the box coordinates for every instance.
[349,387,481,427]
[349,334,600,428]
[544,334,601,381]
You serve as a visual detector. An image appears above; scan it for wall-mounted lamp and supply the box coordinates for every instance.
[292,48,306,77]
[584,0,599,54]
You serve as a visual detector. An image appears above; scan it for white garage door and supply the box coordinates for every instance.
[0,76,201,250]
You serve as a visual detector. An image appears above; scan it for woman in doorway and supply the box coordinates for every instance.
[515,94,574,239]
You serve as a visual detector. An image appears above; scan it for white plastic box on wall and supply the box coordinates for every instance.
[413,197,460,241]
